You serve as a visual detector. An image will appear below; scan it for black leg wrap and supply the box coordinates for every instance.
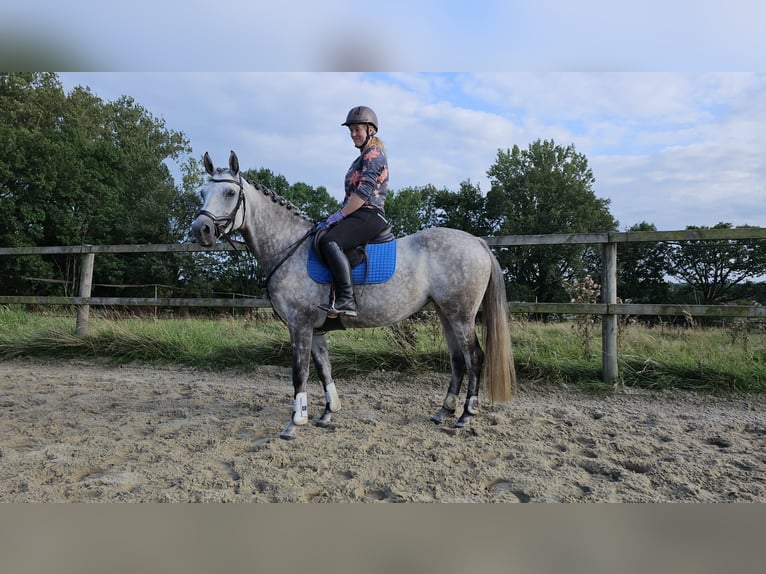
[455,396,479,428]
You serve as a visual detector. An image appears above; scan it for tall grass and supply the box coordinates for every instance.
[0,305,763,392]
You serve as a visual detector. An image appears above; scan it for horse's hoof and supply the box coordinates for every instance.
[431,408,454,425]
[455,413,472,428]
[280,422,298,440]
[316,409,333,428]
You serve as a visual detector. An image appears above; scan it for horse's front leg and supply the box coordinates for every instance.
[280,327,314,440]
[311,331,341,428]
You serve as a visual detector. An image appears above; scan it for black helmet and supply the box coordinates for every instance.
[342,106,378,131]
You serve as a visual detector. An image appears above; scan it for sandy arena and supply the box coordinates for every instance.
[0,359,764,502]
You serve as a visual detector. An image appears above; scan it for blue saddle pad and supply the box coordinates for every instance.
[308,239,397,284]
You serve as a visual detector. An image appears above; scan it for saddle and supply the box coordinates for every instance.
[308,225,397,285]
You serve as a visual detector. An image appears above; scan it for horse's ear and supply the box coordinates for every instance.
[229,150,239,175]
[203,152,215,175]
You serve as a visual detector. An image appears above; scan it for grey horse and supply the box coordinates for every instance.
[191,151,515,439]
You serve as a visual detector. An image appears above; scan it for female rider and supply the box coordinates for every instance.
[317,106,390,317]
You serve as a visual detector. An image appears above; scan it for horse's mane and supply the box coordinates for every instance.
[243,175,312,223]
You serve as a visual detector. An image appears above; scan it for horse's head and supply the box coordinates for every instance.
[191,151,245,246]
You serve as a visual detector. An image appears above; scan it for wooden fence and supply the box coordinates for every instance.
[1,227,765,384]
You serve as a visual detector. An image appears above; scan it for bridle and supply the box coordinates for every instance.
[195,175,247,252]
[194,172,319,290]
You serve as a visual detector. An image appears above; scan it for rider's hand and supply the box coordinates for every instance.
[325,209,345,227]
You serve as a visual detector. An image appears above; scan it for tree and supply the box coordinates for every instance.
[485,139,617,303]
[285,182,339,221]
[384,185,437,236]
[243,167,290,196]
[618,221,671,304]
[385,181,490,237]
[171,155,206,242]
[243,167,340,221]
[0,72,191,297]
[430,180,492,236]
[0,73,70,293]
[667,223,766,304]
[170,155,225,300]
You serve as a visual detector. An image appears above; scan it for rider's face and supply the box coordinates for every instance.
[349,124,369,148]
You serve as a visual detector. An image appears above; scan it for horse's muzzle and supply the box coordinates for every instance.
[191,214,218,247]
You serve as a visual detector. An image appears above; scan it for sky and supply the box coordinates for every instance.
[3,1,765,232]
[4,1,766,71]
[56,72,766,232]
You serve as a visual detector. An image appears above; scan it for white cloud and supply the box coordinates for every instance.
[57,72,766,231]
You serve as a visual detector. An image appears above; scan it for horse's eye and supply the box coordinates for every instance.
[226,189,237,199]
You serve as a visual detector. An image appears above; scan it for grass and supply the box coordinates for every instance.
[0,305,764,393]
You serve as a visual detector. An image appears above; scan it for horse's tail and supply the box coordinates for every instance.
[480,241,515,403]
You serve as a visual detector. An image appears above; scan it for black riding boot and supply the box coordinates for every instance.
[318,241,357,316]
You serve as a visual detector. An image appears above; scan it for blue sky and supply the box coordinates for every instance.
[57,72,766,232]
[5,0,766,70]
[4,1,765,232]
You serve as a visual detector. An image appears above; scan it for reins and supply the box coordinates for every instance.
[197,172,319,294]
[260,223,319,291]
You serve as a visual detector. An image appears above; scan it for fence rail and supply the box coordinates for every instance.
[2,227,765,383]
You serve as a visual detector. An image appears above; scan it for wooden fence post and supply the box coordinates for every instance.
[75,251,95,337]
[601,241,618,384]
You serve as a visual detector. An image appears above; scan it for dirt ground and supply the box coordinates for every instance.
[0,359,764,502]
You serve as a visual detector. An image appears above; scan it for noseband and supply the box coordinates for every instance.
[196,176,246,239]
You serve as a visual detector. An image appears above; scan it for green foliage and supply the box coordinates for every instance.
[485,140,618,304]
[384,185,434,236]
[667,223,766,304]
[618,221,672,304]
[171,155,206,242]
[562,275,601,359]
[243,167,340,221]
[385,180,491,237]
[0,72,191,296]
[430,180,492,236]
[2,73,762,313]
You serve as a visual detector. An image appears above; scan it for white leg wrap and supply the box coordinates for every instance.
[466,395,480,415]
[443,392,459,411]
[325,382,341,412]
[292,392,308,425]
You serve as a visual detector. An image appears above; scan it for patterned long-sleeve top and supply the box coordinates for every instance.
[344,144,388,214]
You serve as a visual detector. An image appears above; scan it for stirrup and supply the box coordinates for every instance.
[318,302,357,317]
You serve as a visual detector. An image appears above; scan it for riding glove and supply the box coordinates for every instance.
[325,209,345,226]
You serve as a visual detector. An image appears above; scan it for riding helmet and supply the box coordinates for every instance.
[342,106,378,131]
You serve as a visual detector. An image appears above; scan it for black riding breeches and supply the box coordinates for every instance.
[318,208,389,253]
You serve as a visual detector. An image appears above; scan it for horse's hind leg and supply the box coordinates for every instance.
[430,345,465,424]
[431,313,484,428]
[431,317,468,424]
[456,331,484,428]
[311,331,341,428]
